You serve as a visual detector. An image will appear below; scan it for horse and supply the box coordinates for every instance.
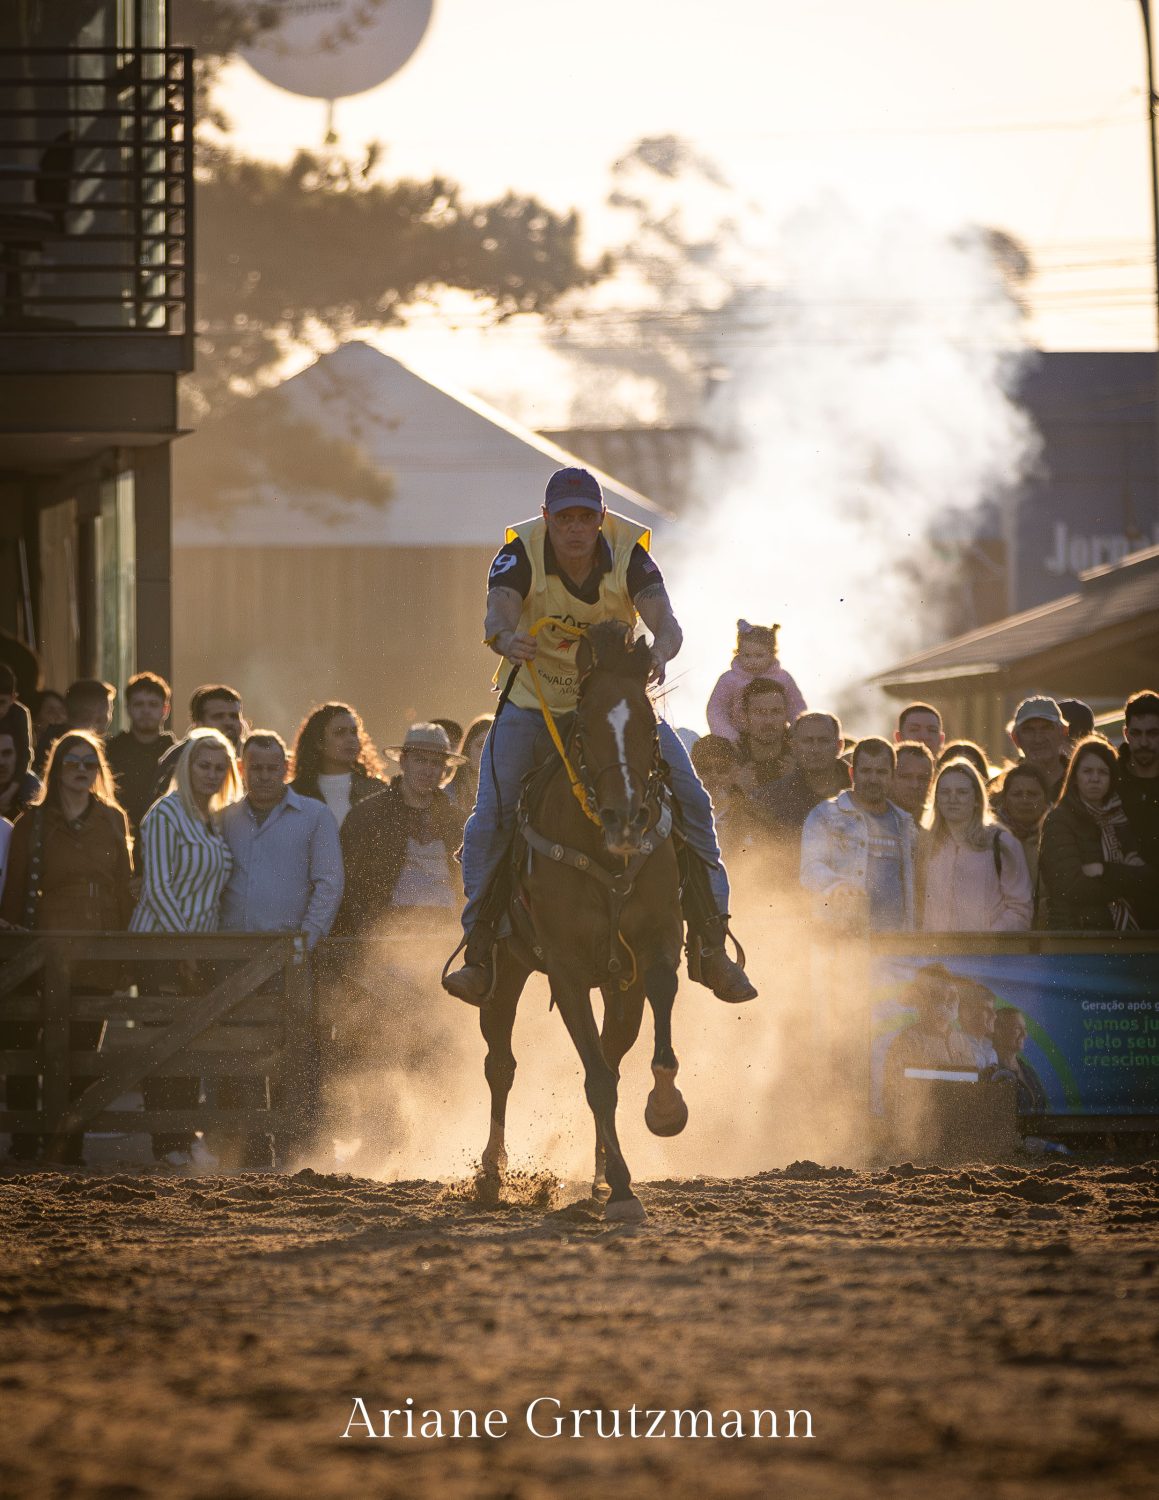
[475,619,687,1224]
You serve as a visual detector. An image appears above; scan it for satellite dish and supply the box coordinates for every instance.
[240,0,435,101]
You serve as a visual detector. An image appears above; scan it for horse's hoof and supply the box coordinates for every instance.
[475,1147,506,1205]
[591,1178,611,1203]
[645,1065,689,1137]
[474,1170,502,1205]
[605,1194,646,1224]
[481,1150,507,1179]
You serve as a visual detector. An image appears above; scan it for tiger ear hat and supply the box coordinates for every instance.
[736,620,780,649]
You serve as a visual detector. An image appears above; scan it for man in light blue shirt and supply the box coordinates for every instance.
[216,730,343,1170]
[220,731,343,947]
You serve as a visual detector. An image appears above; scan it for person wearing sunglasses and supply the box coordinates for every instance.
[1,731,134,1164]
[1,731,134,931]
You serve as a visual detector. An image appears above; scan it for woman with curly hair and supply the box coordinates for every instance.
[1039,735,1155,931]
[290,702,384,829]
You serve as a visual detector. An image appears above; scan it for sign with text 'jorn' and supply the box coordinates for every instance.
[1010,353,1158,612]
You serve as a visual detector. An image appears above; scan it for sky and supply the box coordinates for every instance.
[220,0,1159,371]
[211,0,1159,723]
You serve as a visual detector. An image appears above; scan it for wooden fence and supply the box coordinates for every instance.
[5,929,1159,1162]
[0,932,313,1158]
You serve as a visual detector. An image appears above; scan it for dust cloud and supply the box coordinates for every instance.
[303,869,874,1189]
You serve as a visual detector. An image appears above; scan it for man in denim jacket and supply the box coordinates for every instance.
[800,737,916,931]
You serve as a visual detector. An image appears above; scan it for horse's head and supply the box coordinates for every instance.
[575,621,658,857]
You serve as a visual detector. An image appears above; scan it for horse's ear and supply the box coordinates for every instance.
[632,635,652,680]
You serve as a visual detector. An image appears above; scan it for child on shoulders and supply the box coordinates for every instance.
[706,620,806,744]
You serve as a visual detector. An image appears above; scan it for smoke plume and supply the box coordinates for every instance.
[661,193,1040,733]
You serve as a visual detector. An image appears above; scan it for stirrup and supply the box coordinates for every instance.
[687,920,757,1004]
[685,916,747,974]
[441,932,497,1006]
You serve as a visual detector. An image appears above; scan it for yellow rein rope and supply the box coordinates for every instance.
[501,616,641,989]
[521,617,603,827]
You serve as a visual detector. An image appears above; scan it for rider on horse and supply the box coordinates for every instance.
[442,465,757,1006]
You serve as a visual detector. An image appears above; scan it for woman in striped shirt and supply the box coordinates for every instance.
[131,728,240,1164]
[131,727,239,934]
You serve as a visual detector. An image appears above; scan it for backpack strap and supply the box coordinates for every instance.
[992,828,1003,879]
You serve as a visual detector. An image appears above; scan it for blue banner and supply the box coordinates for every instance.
[870,950,1159,1119]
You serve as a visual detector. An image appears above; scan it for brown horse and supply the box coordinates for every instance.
[477,621,686,1223]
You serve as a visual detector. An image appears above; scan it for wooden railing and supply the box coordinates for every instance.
[0,932,312,1157]
[7,928,1158,1161]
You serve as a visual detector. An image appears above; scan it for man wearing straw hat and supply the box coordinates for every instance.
[335,723,467,935]
[443,465,756,1005]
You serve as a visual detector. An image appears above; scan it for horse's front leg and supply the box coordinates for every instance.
[476,947,528,1199]
[592,984,645,1201]
[592,1132,609,1203]
[643,960,688,1137]
[554,972,645,1224]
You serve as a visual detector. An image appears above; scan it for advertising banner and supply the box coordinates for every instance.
[870,949,1159,1121]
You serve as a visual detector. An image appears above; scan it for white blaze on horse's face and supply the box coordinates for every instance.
[607,699,633,805]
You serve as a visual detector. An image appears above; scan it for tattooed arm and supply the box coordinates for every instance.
[634,582,683,686]
[483,586,537,663]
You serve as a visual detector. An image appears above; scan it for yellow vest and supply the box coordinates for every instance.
[496,511,651,713]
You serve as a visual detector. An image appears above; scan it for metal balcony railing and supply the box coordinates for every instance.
[0,47,193,354]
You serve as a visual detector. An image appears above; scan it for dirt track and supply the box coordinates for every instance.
[2,1159,1159,1499]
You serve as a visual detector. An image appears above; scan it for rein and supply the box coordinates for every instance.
[520,617,603,828]
[487,615,602,827]
[515,622,672,991]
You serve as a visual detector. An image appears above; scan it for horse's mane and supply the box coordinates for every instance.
[582,621,651,685]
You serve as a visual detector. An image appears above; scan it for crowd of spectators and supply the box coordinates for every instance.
[0,665,1155,958]
[0,652,1157,1166]
[0,674,475,1166]
[692,681,1159,937]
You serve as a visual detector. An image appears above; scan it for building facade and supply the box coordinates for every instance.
[0,0,191,699]
[1007,353,1159,615]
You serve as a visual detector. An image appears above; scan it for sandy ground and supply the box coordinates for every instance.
[4,914,1158,1497]
[2,1156,1159,1500]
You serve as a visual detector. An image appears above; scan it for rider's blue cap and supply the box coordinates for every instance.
[544,466,604,514]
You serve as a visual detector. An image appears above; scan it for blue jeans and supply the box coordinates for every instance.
[460,704,730,929]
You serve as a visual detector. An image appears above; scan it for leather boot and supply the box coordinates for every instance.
[442,921,497,1006]
[689,915,758,1004]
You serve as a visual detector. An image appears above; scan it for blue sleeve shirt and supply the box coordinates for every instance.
[219,788,344,947]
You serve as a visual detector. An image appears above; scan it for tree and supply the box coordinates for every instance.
[170,2,610,512]
[191,143,607,416]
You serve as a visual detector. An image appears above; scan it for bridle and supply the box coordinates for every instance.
[516,647,674,991]
[569,705,667,841]
[521,713,674,992]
